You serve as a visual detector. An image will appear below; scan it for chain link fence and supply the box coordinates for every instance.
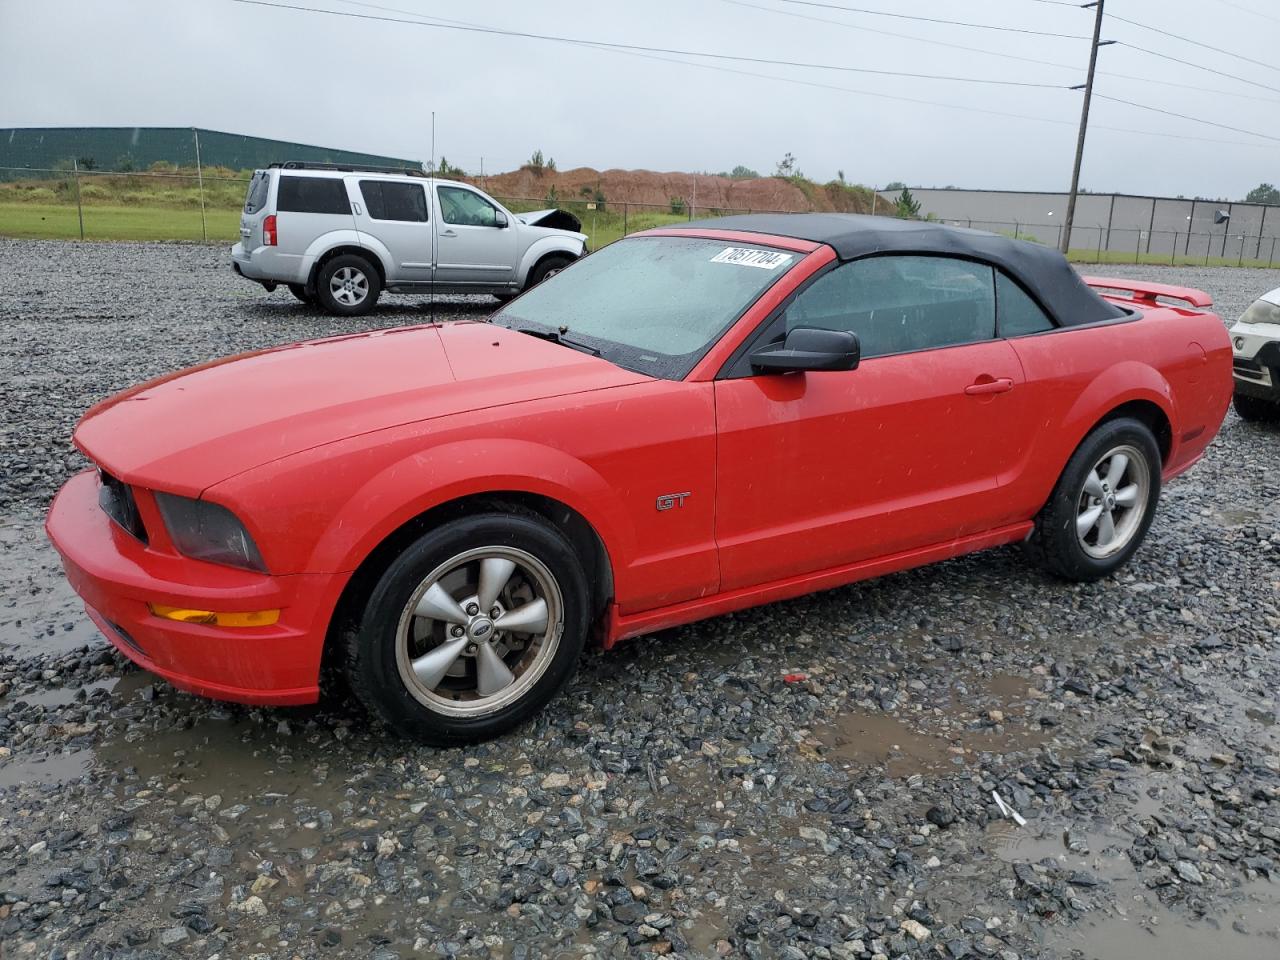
[3,163,1277,268]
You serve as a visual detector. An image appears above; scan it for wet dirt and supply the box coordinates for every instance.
[0,516,100,656]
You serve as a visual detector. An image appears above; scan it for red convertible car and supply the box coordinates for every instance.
[46,215,1232,744]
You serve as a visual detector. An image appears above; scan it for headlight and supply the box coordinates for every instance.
[154,493,267,572]
[1238,298,1280,327]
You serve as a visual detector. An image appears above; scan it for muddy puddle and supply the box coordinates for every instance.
[1049,880,1280,960]
[0,515,101,655]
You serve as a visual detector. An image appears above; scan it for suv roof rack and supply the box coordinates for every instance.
[270,161,429,178]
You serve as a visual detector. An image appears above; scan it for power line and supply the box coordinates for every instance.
[1093,93,1280,143]
[1105,11,1280,75]
[727,0,1280,106]
[724,0,1080,72]
[229,0,1066,88]
[253,0,1280,152]
[770,0,1090,38]
[1212,0,1280,24]
[1115,40,1280,95]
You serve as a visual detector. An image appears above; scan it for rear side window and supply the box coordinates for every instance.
[785,255,996,358]
[996,272,1055,336]
[276,176,351,215]
[243,171,270,214]
[359,180,428,222]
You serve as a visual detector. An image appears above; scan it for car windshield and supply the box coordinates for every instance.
[490,236,801,379]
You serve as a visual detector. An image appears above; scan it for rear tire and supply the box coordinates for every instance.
[288,283,315,305]
[344,513,589,746]
[1024,417,1161,582]
[317,254,381,317]
[1233,392,1280,423]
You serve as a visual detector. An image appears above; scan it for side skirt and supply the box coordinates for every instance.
[603,522,1034,648]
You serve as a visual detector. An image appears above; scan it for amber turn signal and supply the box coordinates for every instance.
[148,604,280,627]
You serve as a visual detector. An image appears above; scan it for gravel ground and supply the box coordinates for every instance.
[1,239,1279,959]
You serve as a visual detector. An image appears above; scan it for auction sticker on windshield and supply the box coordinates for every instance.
[710,247,793,269]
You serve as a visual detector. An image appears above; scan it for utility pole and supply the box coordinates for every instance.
[1061,0,1111,255]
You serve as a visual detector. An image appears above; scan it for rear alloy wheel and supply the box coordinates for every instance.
[1025,417,1161,581]
[317,254,381,316]
[1233,392,1280,423]
[345,514,588,745]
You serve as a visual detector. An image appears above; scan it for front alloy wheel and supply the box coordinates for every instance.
[395,547,562,716]
[345,513,589,745]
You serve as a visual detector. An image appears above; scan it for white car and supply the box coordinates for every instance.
[231,162,588,315]
[1230,287,1280,422]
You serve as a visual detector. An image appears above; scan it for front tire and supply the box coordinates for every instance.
[1025,417,1162,582]
[344,514,589,745]
[317,254,381,316]
[525,254,574,291]
[1233,392,1280,423]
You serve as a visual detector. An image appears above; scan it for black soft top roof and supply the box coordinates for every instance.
[669,213,1124,327]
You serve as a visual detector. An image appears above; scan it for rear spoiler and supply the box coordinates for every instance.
[1083,276,1213,309]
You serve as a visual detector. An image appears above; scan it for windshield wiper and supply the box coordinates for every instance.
[506,323,600,357]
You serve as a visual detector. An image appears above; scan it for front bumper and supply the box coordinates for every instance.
[1230,321,1280,400]
[45,470,342,706]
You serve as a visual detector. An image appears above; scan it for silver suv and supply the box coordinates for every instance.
[231,162,587,315]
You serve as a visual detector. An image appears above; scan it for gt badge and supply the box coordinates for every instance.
[656,492,691,511]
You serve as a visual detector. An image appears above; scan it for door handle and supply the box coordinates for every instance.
[351,201,362,215]
[440,229,457,238]
[964,377,1014,396]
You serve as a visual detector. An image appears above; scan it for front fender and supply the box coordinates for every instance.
[516,234,585,286]
[309,438,633,579]
[302,231,394,283]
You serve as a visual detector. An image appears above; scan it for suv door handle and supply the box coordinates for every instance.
[964,377,1014,396]
[440,229,457,238]
[351,201,362,215]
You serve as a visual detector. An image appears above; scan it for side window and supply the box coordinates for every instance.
[438,186,501,227]
[785,255,996,359]
[275,176,351,214]
[359,180,428,222]
[996,271,1055,336]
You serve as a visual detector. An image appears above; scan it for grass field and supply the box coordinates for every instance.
[3,195,1277,269]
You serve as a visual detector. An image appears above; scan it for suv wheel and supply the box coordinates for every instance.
[317,254,381,316]
[526,255,573,291]
[344,513,589,745]
[1024,417,1162,582]
[1233,392,1280,423]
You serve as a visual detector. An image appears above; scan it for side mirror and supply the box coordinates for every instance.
[750,326,860,373]
[492,210,508,228]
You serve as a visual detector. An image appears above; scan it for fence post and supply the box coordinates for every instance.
[1135,231,1141,264]
[1171,233,1177,265]
[1270,236,1276,268]
[1146,197,1156,254]
[193,127,207,243]
[1096,226,1103,263]
[1014,221,1020,240]
[623,202,628,237]
[72,158,85,241]
[1104,194,1115,252]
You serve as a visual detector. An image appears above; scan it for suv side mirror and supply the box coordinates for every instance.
[492,210,508,228]
[750,326,860,373]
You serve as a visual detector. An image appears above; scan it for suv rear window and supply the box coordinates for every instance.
[243,171,270,214]
[276,176,351,215]
[359,180,428,222]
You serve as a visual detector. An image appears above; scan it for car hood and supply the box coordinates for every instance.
[75,321,649,495]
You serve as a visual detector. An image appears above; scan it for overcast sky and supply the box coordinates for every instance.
[2,0,1277,198]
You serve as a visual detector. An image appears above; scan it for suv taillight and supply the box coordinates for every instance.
[263,214,277,246]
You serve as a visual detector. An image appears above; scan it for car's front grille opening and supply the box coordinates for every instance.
[97,469,149,544]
